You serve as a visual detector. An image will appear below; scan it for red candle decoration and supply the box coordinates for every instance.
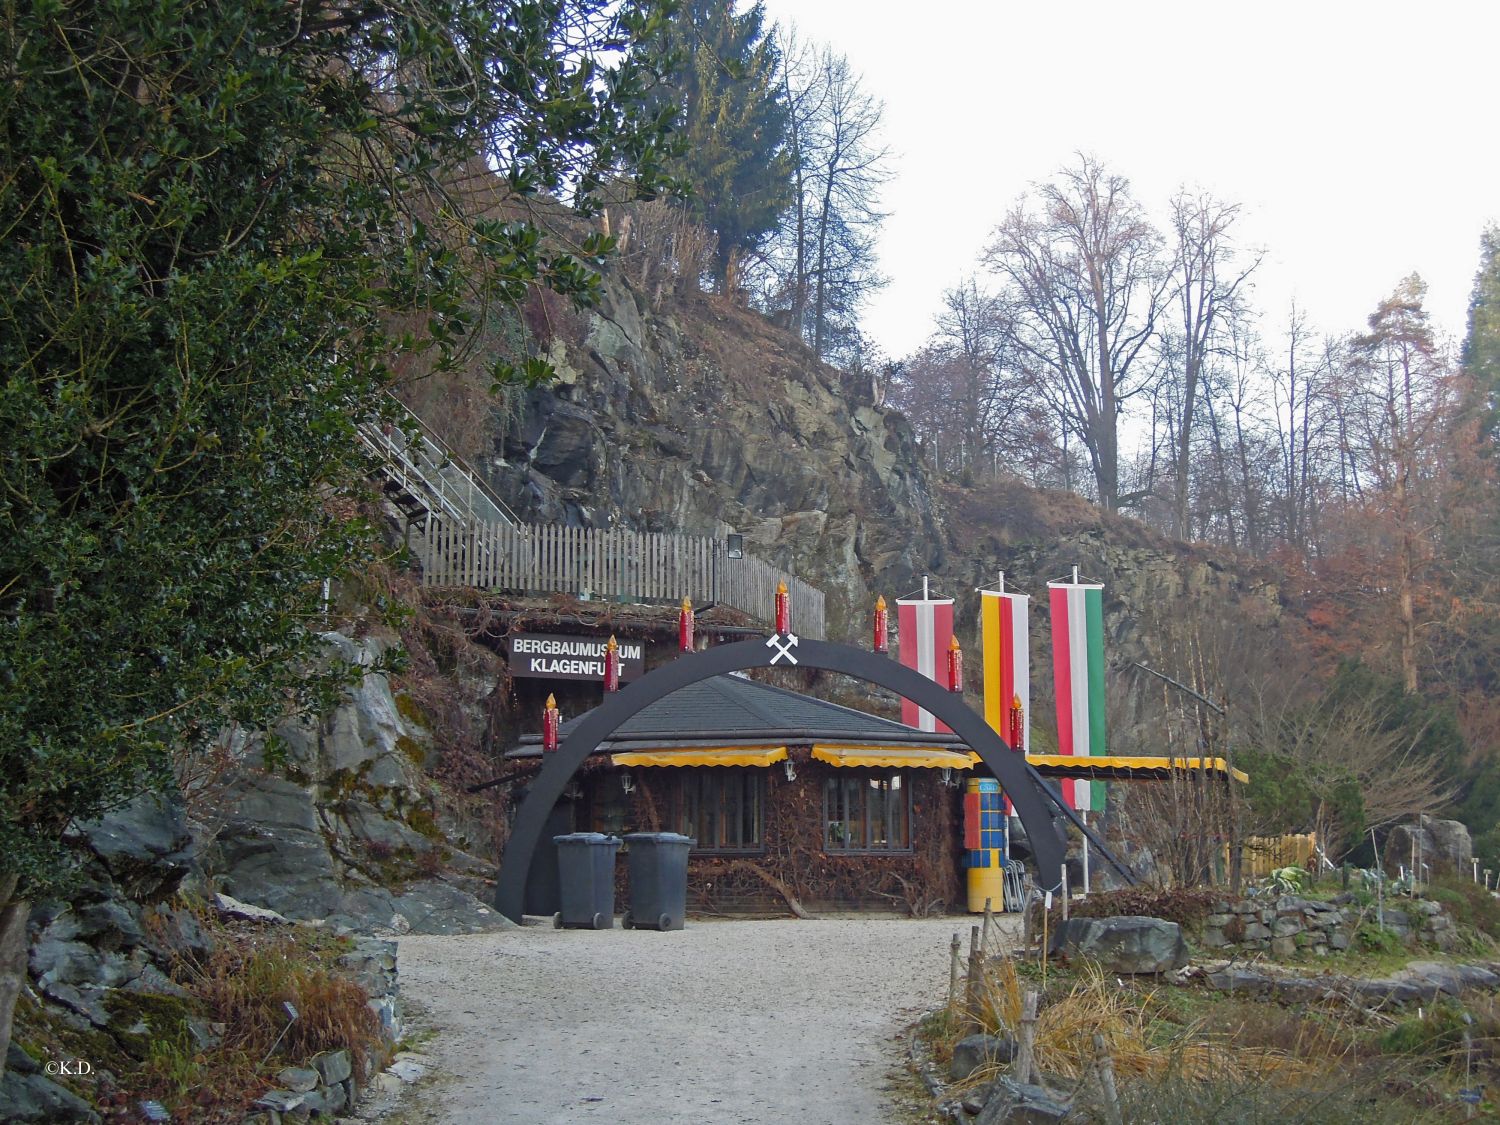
[947,635,963,693]
[1009,693,1024,751]
[679,596,694,653]
[775,580,790,634]
[604,634,621,693]
[873,594,888,654]
[542,693,560,753]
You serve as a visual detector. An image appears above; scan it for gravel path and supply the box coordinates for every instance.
[375,913,1020,1124]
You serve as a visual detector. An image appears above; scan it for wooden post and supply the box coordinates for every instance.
[1040,893,1050,988]
[1022,888,1035,950]
[1061,868,1070,922]
[1091,1032,1122,1125]
[1013,990,1039,1086]
[982,897,993,952]
[965,925,983,1026]
[948,932,961,1017]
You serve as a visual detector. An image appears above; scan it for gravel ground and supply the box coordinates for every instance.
[372,913,1021,1125]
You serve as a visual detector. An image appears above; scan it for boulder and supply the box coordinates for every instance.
[950,1033,1016,1081]
[389,881,516,936]
[1051,915,1188,974]
[1387,820,1472,878]
[211,774,343,920]
[0,1046,99,1123]
[69,793,195,901]
[974,1075,1071,1124]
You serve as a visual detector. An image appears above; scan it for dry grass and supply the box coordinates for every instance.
[964,959,1304,1090]
[918,953,1489,1122]
[122,905,388,1119]
[190,936,380,1074]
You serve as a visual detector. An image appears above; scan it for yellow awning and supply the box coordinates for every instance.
[813,745,976,769]
[610,746,788,768]
[968,752,1248,784]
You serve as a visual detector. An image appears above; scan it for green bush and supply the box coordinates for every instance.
[1380,1001,1470,1058]
[1355,922,1405,955]
[1426,875,1500,938]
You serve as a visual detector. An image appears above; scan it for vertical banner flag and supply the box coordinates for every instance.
[981,585,1029,815]
[896,591,954,732]
[1048,577,1107,812]
[981,587,1030,752]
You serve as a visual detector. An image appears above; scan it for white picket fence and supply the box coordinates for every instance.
[418,515,826,639]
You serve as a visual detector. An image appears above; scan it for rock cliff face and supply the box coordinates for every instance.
[475,286,943,637]
[441,277,1286,674]
[202,631,510,935]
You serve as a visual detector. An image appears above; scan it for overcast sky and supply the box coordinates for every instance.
[757,0,1498,361]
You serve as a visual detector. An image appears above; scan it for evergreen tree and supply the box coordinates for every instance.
[1462,225,1500,441]
[658,0,793,290]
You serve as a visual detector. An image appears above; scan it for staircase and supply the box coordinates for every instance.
[357,398,827,637]
[357,398,519,532]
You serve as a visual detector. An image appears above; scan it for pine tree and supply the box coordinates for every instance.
[1462,226,1500,441]
[658,0,793,290]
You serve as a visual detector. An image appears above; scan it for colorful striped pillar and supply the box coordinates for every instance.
[964,777,1007,912]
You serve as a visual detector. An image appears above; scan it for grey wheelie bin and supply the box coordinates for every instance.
[621,832,694,931]
[552,833,620,929]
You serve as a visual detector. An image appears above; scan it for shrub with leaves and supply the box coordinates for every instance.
[0,0,679,1072]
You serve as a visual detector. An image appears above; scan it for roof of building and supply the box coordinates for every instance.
[507,673,965,758]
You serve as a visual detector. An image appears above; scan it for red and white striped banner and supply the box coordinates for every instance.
[897,594,954,733]
[1049,580,1107,811]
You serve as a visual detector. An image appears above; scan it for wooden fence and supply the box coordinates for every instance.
[1230,832,1319,880]
[418,515,826,639]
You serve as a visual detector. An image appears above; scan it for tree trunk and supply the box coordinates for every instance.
[0,873,30,1079]
[1174,352,1200,537]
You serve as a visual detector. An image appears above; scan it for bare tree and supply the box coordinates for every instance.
[1240,670,1457,853]
[984,155,1167,510]
[1164,191,1260,539]
[764,24,825,334]
[752,37,889,363]
[804,49,889,361]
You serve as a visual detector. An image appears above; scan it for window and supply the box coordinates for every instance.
[824,773,911,852]
[675,769,764,853]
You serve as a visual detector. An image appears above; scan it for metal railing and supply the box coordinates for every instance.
[356,398,520,529]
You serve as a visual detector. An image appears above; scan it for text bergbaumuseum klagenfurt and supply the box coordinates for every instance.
[506,633,646,682]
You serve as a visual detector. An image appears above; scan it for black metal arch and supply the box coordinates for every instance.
[495,637,1067,922]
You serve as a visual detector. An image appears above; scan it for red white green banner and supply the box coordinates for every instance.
[897,595,954,733]
[980,589,1029,752]
[1048,580,1106,811]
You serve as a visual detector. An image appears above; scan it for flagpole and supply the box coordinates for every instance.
[1081,811,1091,895]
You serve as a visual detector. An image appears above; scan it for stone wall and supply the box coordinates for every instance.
[1199,893,1460,956]
[1200,895,1353,957]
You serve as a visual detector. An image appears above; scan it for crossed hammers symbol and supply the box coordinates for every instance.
[765,632,800,665]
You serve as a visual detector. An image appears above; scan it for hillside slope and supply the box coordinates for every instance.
[407,271,1288,696]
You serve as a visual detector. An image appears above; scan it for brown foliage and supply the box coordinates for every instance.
[1045,886,1224,931]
